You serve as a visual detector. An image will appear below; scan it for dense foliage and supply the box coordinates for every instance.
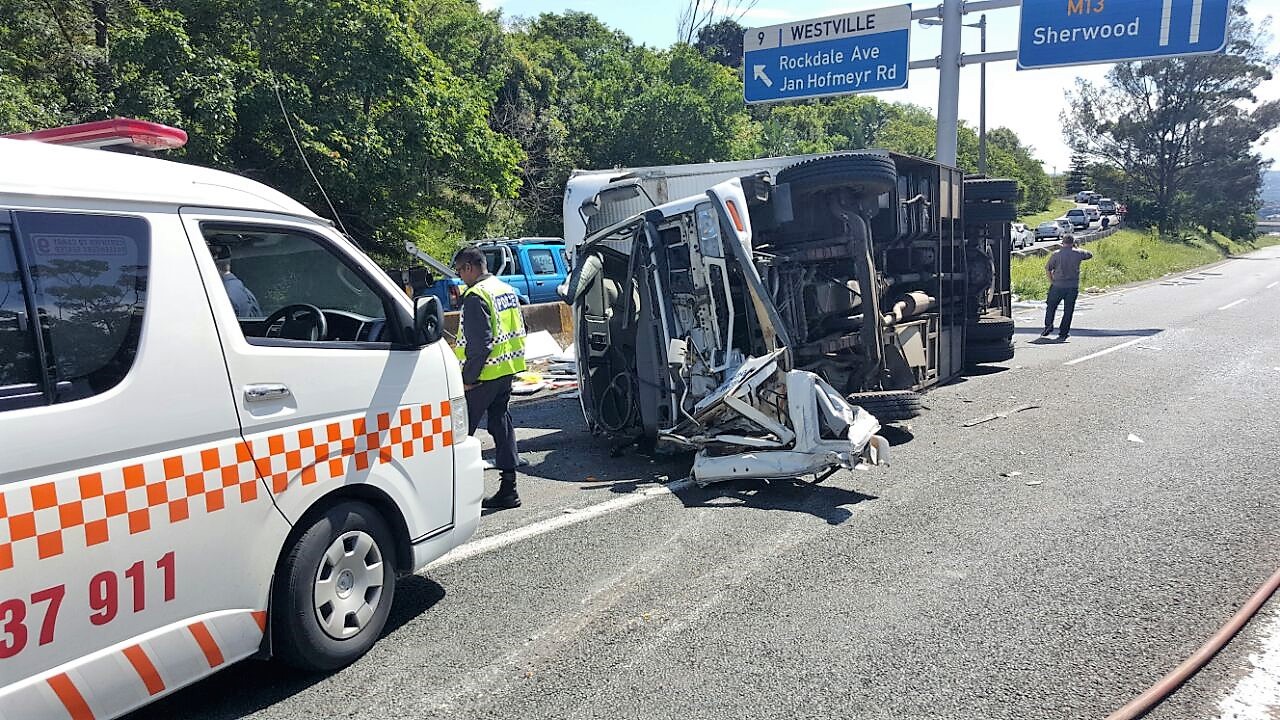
[2,0,1054,262]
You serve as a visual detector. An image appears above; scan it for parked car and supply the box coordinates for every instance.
[1010,222,1034,248]
[1098,198,1117,215]
[1035,221,1063,240]
[1065,208,1090,229]
[1083,207,1101,227]
[1074,190,1094,203]
[1055,218,1076,240]
[410,237,570,310]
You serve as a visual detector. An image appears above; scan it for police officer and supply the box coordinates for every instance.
[453,247,526,510]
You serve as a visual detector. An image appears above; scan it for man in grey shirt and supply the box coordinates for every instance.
[218,258,262,318]
[1042,236,1093,341]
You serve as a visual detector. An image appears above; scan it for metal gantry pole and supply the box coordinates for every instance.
[978,13,988,175]
[935,0,963,167]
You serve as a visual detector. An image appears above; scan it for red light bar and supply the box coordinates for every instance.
[1,118,187,151]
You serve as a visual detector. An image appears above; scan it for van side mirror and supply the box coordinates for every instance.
[414,295,444,345]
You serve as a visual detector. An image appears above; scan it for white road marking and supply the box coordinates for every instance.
[1267,281,1278,290]
[1064,337,1149,366]
[1160,0,1174,46]
[424,479,693,571]
[1215,610,1280,719]
[1219,298,1248,311]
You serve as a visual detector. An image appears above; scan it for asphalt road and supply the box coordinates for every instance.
[129,246,1280,720]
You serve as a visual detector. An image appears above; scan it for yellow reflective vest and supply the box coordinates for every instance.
[455,276,527,381]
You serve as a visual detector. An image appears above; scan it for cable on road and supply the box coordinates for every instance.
[1106,566,1280,720]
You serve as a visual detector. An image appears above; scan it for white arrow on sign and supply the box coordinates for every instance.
[753,65,773,87]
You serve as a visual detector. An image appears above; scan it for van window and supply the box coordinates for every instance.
[202,225,397,346]
[528,249,558,275]
[0,225,44,409]
[15,211,150,404]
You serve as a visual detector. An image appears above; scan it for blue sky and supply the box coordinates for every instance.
[482,0,1280,172]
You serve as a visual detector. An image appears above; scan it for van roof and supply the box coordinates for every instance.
[0,139,319,219]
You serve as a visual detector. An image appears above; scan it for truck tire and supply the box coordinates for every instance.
[847,390,922,423]
[968,315,1015,343]
[964,178,1020,202]
[964,339,1016,365]
[964,201,1019,223]
[778,151,898,198]
[273,501,397,672]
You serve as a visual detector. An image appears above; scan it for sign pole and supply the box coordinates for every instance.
[935,0,963,167]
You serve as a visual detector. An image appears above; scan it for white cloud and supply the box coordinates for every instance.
[478,0,503,11]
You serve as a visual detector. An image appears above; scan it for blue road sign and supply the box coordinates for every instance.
[1018,0,1230,70]
[742,4,911,104]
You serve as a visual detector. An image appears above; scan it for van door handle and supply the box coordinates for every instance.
[244,383,291,402]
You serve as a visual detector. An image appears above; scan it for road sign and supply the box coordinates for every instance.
[1017,0,1230,70]
[742,4,911,104]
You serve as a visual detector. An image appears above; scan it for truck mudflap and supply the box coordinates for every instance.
[661,350,888,486]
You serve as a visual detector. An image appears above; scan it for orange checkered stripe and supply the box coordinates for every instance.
[0,402,454,573]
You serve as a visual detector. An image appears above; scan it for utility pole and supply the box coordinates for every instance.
[935,0,963,167]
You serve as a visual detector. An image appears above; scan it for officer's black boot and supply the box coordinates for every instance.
[482,471,521,510]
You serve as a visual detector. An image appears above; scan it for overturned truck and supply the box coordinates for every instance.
[560,151,1017,484]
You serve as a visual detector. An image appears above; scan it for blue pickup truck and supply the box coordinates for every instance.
[404,237,570,310]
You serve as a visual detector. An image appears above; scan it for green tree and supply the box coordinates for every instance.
[1065,152,1088,194]
[2,0,525,260]
[694,18,745,68]
[1063,1,1280,237]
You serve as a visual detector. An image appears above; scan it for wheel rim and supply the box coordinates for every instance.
[313,530,384,640]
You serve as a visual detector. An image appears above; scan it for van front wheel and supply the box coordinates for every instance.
[273,501,397,672]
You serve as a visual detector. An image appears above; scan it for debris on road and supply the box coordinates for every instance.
[962,404,1041,427]
[523,330,563,361]
[1128,434,1145,444]
[1001,471,1023,478]
[512,371,548,394]
[548,343,577,376]
[1025,480,1043,486]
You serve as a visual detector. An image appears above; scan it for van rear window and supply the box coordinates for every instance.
[10,211,150,405]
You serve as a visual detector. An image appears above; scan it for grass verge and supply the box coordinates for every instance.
[1011,227,1278,300]
[1018,198,1076,227]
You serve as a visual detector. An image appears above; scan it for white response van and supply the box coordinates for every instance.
[0,121,483,719]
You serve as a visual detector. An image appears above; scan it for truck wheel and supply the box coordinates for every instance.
[777,151,898,198]
[273,501,397,672]
[964,201,1018,223]
[964,178,1020,202]
[847,390,922,423]
[968,315,1015,343]
[964,340,1016,366]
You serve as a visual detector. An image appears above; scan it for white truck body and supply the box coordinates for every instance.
[562,154,832,258]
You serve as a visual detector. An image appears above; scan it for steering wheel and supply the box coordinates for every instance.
[263,303,328,341]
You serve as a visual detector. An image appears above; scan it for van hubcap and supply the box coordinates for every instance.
[313,530,384,640]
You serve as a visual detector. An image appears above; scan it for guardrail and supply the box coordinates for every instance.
[1014,222,1122,258]
[444,301,575,348]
